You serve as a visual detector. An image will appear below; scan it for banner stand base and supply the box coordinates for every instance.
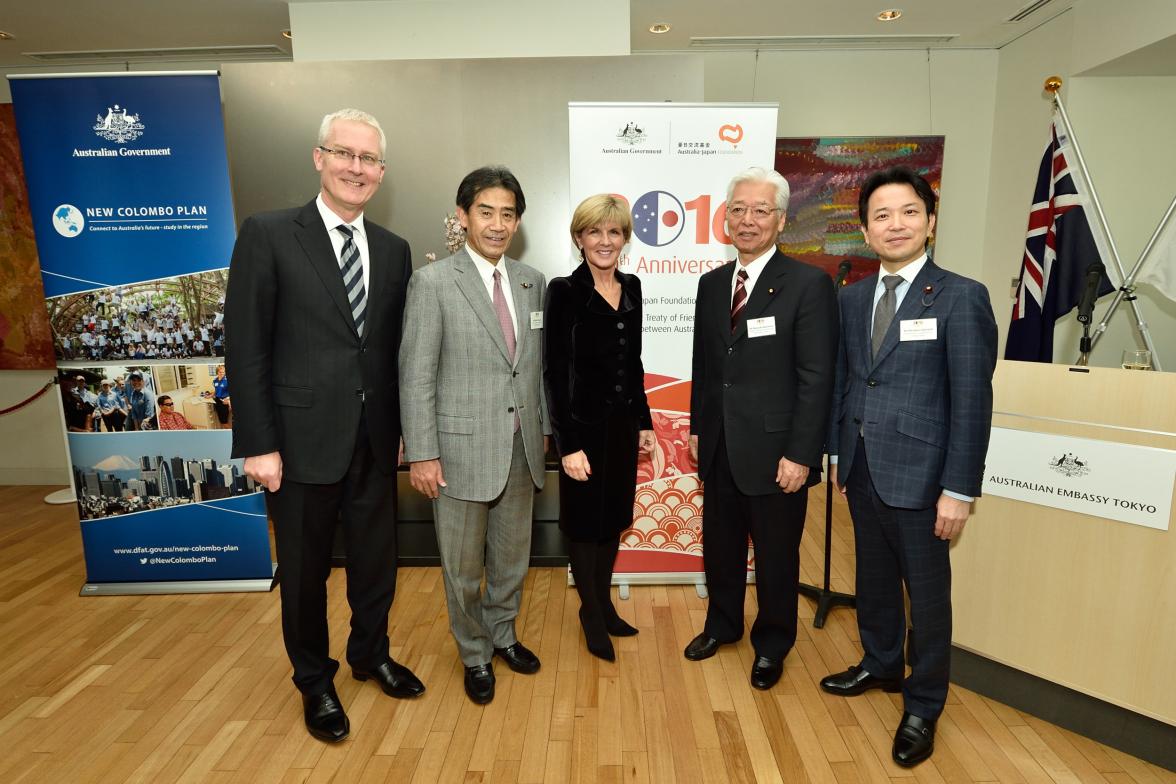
[45,488,76,505]
[80,565,278,596]
[569,570,723,598]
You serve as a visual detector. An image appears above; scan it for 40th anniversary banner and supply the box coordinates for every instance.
[567,102,779,579]
[9,72,272,593]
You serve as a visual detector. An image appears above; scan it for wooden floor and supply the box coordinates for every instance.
[0,485,1171,784]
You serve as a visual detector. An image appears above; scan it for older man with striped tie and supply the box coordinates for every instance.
[684,167,838,691]
[225,108,423,745]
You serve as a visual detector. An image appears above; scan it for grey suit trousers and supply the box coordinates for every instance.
[434,430,535,666]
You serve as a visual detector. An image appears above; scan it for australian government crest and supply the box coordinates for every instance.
[94,104,145,143]
[1049,453,1091,478]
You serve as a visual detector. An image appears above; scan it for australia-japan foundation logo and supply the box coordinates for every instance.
[94,104,145,143]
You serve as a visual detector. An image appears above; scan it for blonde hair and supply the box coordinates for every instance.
[570,194,633,245]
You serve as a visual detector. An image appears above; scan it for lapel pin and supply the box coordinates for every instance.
[520,282,533,289]
[768,288,775,295]
[921,285,935,307]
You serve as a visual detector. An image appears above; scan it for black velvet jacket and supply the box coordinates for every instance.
[543,262,653,457]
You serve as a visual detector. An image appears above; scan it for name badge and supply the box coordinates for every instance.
[900,318,937,341]
[746,316,776,338]
[530,311,544,329]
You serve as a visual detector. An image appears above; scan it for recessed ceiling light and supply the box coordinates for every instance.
[877,9,902,21]
[0,31,14,40]
[649,23,671,34]
[280,29,292,39]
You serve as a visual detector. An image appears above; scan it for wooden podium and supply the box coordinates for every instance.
[952,360,1176,726]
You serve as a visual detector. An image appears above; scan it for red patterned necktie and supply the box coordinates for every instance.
[730,269,749,333]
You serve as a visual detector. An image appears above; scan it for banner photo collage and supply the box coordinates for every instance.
[9,73,272,587]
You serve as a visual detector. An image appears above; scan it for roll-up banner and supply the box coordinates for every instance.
[8,72,273,595]
[568,103,779,582]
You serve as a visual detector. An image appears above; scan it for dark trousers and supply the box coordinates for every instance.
[265,419,398,695]
[701,433,808,660]
[845,435,951,720]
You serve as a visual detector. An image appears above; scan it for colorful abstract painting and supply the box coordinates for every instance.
[0,104,55,369]
[775,136,945,285]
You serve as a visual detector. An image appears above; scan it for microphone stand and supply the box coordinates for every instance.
[798,460,856,628]
[798,264,857,629]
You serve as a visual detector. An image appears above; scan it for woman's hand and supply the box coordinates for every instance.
[562,450,592,481]
[638,429,656,454]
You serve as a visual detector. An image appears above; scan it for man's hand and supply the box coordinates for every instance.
[934,493,971,540]
[409,459,447,499]
[244,451,283,492]
[397,436,405,467]
[562,450,591,482]
[830,463,846,496]
[638,429,656,454]
[689,434,699,463]
[544,436,551,455]
[776,457,809,494]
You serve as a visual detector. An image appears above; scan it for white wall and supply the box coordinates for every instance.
[0,370,69,485]
[702,48,1000,292]
[982,9,1176,368]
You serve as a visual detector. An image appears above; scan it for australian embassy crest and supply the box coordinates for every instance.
[94,104,145,143]
[1049,453,1091,478]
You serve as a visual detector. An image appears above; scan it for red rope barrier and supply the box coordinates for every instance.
[0,380,56,416]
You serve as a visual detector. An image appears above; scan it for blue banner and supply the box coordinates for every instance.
[9,74,237,297]
[11,73,272,589]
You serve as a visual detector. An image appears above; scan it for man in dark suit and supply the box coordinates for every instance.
[685,167,838,689]
[225,108,424,744]
[821,166,997,767]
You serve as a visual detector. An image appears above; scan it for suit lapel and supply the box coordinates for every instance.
[362,219,388,344]
[294,201,358,339]
[871,260,946,367]
[507,259,535,369]
[452,249,513,365]
[729,252,787,345]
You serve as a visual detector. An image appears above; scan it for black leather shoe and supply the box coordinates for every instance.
[892,712,936,767]
[750,656,783,690]
[302,687,349,743]
[464,663,495,704]
[683,633,723,661]
[820,665,902,696]
[352,658,426,698]
[494,642,541,674]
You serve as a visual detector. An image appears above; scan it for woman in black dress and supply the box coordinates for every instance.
[543,194,656,661]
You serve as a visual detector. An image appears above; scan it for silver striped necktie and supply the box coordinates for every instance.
[336,224,367,337]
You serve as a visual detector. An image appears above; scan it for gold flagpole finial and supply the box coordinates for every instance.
[1044,76,1063,94]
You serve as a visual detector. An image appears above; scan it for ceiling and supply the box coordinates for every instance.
[0,0,1074,69]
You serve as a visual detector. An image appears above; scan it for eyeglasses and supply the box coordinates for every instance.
[727,204,780,220]
[318,145,384,168]
[160,402,173,407]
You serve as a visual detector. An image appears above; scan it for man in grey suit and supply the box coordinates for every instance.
[400,166,549,704]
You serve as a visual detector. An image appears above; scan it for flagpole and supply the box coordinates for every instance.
[1045,77,1163,370]
[1089,193,1176,370]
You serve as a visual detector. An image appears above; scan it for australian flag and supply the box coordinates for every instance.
[1005,120,1115,362]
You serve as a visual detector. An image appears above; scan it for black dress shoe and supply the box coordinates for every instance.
[352,658,426,698]
[750,656,783,690]
[302,687,349,743]
[683,633,723,661]
[464,663,495,704]
[494,642,541,674]
[820,665,902,696]
[892,712,936,767]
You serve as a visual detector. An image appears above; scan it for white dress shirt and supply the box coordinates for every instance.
[731,247,775,306]
[466,243,519,338]
[316,194,371,294]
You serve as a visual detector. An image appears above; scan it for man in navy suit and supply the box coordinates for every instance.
[685,167,838,690]
[821,167,997,767]
[226,108,424,744]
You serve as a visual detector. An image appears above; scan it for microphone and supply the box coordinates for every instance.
[833,260,853,289]
[1076,262,1104,325]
